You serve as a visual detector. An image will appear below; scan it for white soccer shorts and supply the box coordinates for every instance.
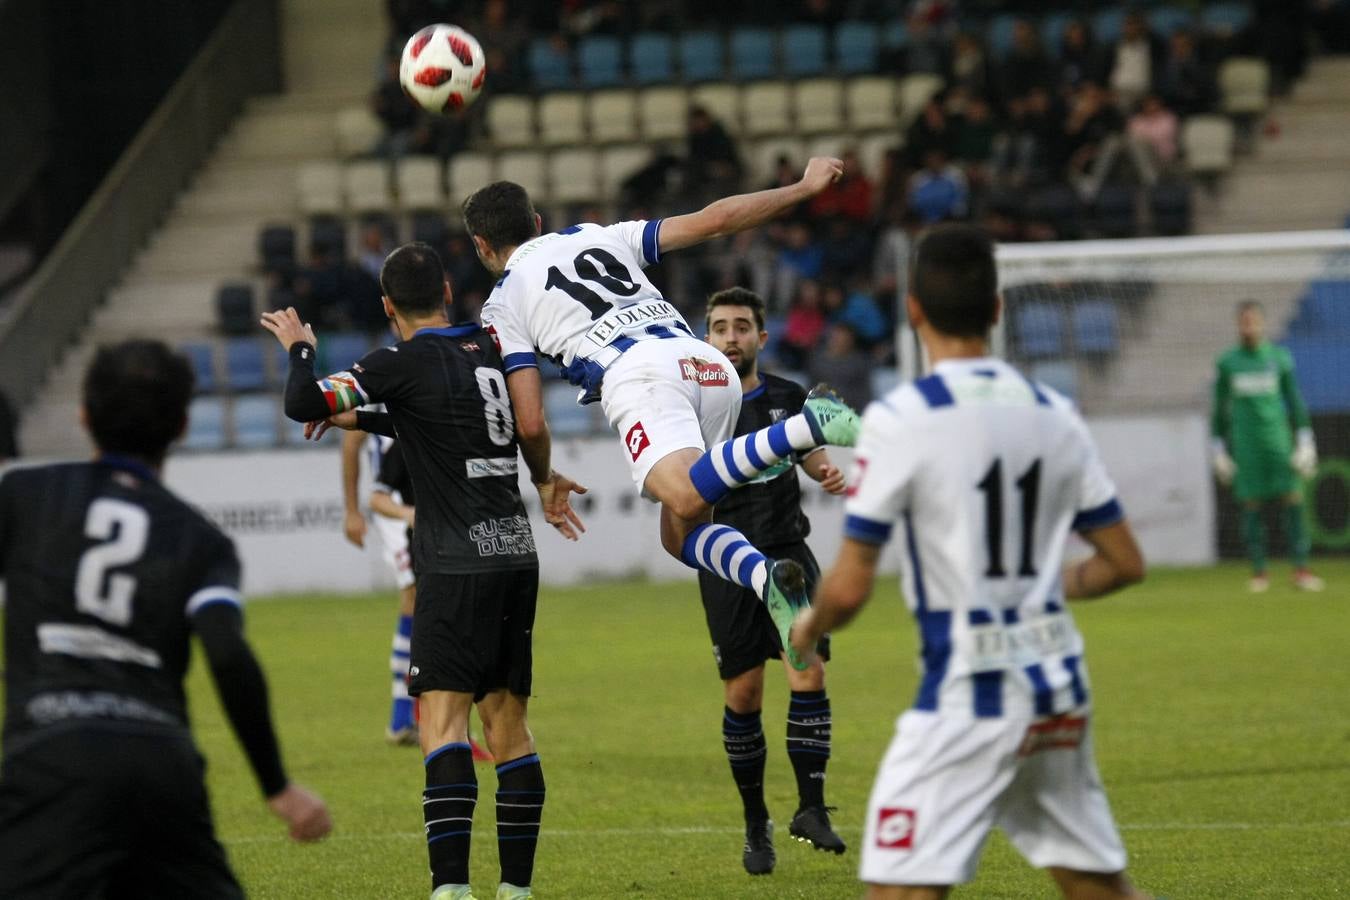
[860,708,1127,886]
[371,509,415,590]
[600,336,741,497]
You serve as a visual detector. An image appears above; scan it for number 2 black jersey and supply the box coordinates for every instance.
[287,324,536,575]
[0,458,241,751]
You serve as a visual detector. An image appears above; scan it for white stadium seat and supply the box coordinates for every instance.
[395,157,444,211]
[296,161,343,215]
[1183,115,1235,174]
[1219,57,1270,116]
[898,73,944,128]
[549,149,602,204]
[742,81,793,136]
[846,76,898,132]
[486,96,536,149]
[806,134,849,162]
[857,132,900,181]
[599,144,652,200]
[447,152,495,206]
[497,150,549,204]
[538,93,587,146]
[589,90,639,144]
[638,87,690,142]
[334,106,384,159]
[750,136,807,184]
[793,78,844,134]
[690,83,742,134]
[342,160,390,213]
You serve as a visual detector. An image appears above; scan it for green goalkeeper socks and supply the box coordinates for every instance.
[1283,502,1311,569]
[1240,507,1267,574]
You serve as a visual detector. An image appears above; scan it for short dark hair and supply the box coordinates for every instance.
[910,224,998,338]
[705,287,766,331]
[379,242,446,316]
[462,181,538,253]
[83,340,193,462]
[1238,299,1264,315]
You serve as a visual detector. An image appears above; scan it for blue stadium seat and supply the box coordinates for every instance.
[986,14,1020,60]
[1041,12,1074,55]
[1094,185,1138,238]
[216,283,255,336]
[308,215,347,262]
[1200,3,1253,37]
[544,382,593,437]
[1284,337,1350,413]
[1014,303,1065,359]
[835,21,880,74]
[224,338,268,392]
[730,28,777,80]
[1147,7,1195,37]
[183,397,227,451]
[783,25,828,77]
[233,395,279,448]
[528,38,572,91]
[182,342,217,394]
[1072,301,1120,356]
[678,31,723,82]
[1295,281,1350,333]
[578,35,623,88]
[630,32,674,85]
[882,19,908,51]
[321,332,372,374]
[259,225,295,272]
[1030,360,1078,400]
[1093,8,1126,44]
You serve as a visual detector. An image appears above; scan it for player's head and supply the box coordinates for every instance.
[462,181,543,275]
[379,242,450,319]
[908,223,1000,340]
[704,287,767,378]
[1237,299,1265,346]
[82,339,193,466]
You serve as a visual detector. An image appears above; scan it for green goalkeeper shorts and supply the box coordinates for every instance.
[1234,450,1298,502]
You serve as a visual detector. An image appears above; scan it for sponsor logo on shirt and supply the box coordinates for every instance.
[469,515,536,557]
[465,457,520,479]
[460,341,480,352]
[1233,370,1278,396]
[876,808,916,849]
[769,407,789,422]
[678,357,731,387]
[626,422,650,461]
[584,300,683,347]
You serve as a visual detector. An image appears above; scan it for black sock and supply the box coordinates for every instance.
[723,707,769,823]
[786,690,831,810]
[495,753,545,888]
[423,742,477,889]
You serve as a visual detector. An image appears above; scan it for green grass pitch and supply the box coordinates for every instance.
[17,562,1350,898]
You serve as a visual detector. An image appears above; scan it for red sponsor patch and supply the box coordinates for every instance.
[1018,715,1086,757]
[485,325,502,353]
[846,457,869,498]
[678,357,730,387]
[875,808,916,849]
[626,422,650,461]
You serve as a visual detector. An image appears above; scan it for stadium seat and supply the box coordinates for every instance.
[1150,181,1192,236]
[486,96,535,148]
[182,342,218,394]
[846,77,897,132]
[1297,281,1350,332]
[308,215,347,261]
[898,73,944,128]
[537,93,587,146]
[1072,301,1121,356]
[1029,360,1078,400]
[1147,7,1195,37]
[258,225,295,273]
[834,21,880,75]
[1027,185,1083,240]
[1219,57,1270,116]
[857,133,898,181]
[599,144,652,200]
[742,82,793,137]
[335,106,383,159]
[793,79,844,135]
[807,134,849,162]
[1094,185,1138,238]
[1183,115,1235,174]
[528,38,572,91]
[783,25,828,77]
[183,397,228,451]
[588,90,638,144]
[395,157,444,211]
[544,382,593,436]
[677,31,724,82]
[691,83,741,134]
[1092,8,1126,44]
[321,332,372,374]
[1200,3,1252,38]
[1040,12,1074,55]
[447,152,495,207]
[578,35,624,88]
[985,14,1019,60]
[730,28,777,81]
[750,136,807,184]
[637,87,689,142]
[497,151,549,203]
[216,283,256,336]
[548,149,602,205]
[881,19,908,52]
[343,160,390,214]
[630,32,675,85]
[1285,337,1350,413]
[411,211,448,247]
[296,161,343,216]
[232,395,279,449]
[1013,302,1065,359]
[224,338,268,392]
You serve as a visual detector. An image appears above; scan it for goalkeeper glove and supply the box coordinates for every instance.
[1212,439,1237,486]
[1291,428,1318,479]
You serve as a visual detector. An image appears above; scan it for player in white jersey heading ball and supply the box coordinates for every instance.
[463,160,860,667]
[793,225,1150,900]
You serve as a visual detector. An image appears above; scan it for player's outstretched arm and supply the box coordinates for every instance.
[1064,520,1146,600]
[506,367,588,540]
[340,430,367,547]
[791,537,881,662]
[657,156,843,253]
[371,490,415,527]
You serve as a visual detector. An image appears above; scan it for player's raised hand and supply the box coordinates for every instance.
[260,307,318,352]
[536,470,588,541]
[266,782,333,843]
[799,157,844,196]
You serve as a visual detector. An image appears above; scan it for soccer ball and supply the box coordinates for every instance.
[399,24,486,114]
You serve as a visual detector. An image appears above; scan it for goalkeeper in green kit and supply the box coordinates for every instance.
[1211,300,1324,593]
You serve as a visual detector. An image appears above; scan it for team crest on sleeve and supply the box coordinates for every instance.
[875,807,916,849]
[317,371,367,413]
[485,324,502,353]
[626,421,650,461]
[678,357,730,387]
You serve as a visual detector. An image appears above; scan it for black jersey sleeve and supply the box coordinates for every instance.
[283,344,402,422]
[356,410,396,437]
[374,442,414,503]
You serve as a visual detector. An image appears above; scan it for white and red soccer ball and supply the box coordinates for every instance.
[399,24,486,114]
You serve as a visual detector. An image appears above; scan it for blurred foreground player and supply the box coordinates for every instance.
[702,287,848,873]
[1211,300,1324,593]
[0,340,331,899]
[265,243,544,900]
[793,226,1151,900]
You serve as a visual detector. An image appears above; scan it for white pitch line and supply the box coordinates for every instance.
[224,820,1350,846]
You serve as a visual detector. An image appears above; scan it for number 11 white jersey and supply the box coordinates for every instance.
[480,220,697,402]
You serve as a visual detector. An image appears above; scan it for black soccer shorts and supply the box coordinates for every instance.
[0,727,244,899]
[697,540,831,680]
[409,567,540,701]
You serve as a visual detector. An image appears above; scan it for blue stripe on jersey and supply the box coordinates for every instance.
[1044,599,1063,614]
[1022,375,1050,406]
[1072,498,1124,533]
[613,335,637,352]
[642,219,663,265]
[905,511,951,712]
[1063,655,1088,706]
[495,270,511,289]
[558,224,584,234]
[844,514,892,545]
[913,374,954,408]
[968,609,994,625]
[972,672,1003,718]
[1024,663,1055,715]
[1002,608,1020,624]
[673,320,693,336]
[503,352,538,373]
[743,376,767,401]
[416,324,480,338]
[646,323,676,339]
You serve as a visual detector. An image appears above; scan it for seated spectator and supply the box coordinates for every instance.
[948,32,993,98]
[1058,19,1110,92]
[908,149,969,223]
[829,282,890,348]
[904,96,954,169]
[1108,12,1164,111]
[1063,81,1125,198]
[685,106,743,202]
[1157,30,1217,116]
[356,221,392,281]
[809,150,873,223]
[953,94,998,175]
[1000,20,1053,105]
[773,222,824,310]
[778,279,827,371]
[471,0,527,94]
[1128,93,1179,170]
[808,323,872,410]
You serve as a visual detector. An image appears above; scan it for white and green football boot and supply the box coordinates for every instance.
[431,885,477,900]
[496,883,533,900]
[802,383,861,447]
[763,558,811,671]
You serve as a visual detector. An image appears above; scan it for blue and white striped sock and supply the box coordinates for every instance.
[390,613,414,732]
[689,415,819,506]
[680,523,769,598]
